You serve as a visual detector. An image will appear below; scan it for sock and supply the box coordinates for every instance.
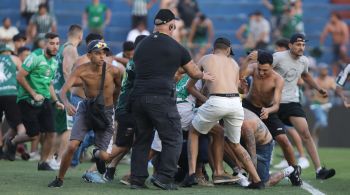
[316,167,322,173]
[282,166,295,177]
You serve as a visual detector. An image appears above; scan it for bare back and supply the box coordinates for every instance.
[71,54,89,98]
[312,76,336,104]
[327,21,348,44]
[199,54,239,94]
[243,108,272,145]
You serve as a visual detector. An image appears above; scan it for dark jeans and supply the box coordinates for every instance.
[257,141,273,183]
[130,96,182,184]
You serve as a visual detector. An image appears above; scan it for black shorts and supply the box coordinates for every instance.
[242,99,286,138]
[18,99,55,137]
[278,102,306,126]
[115,112,135,147]
[0,95,22,129]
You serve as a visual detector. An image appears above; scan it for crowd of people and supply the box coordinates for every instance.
[0,0,350,191]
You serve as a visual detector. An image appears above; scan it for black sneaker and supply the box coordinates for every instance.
[0,146,4,160]
[38,162,55,171]
[5,139,16,161]
[316,167,336,180]
[150,176,178,190]
[289,165,303,186]
[48,177,63,188]
[103,167,116,182]
[180,173,197,187]
[246,181,265,189]
[92,149,106,174]
[130,183,148,189]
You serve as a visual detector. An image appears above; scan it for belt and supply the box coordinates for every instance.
[210,93,240,97]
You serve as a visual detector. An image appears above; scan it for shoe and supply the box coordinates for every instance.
[289,165,303,186]
[103,167,116,182]
[48,177,63,188]
[0,147,4,160]
[92,149,106,174]
[21,152,30,161]
[274,159,289,169]
[195,175,214,187]
[236,173,250,187]
[120,174,131,185]
[213,173,240,184]
[29,151,41,161]
[316,167,336,180]
[246,181,265,189]
[130,183,148,189]
[38,162,55,171]
[180,173,197,187]
[82,171,105,183]
[298,157,310,169]
[5,139,16,161]
[48,158,60,170]
[150,176,178,190]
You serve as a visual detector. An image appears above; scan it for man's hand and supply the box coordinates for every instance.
[65,103,77,116]
[202,71,215,81]
[248,50,258,62]
[55,101,65,110]
[260,107,270,120]
[33,94,44,102]
[318,88,328,98]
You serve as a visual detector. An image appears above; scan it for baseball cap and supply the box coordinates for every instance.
[290,33,308,44]
[12,33,27,42]
[0,44,14,54]
[154,9,175,25]
[214,37,234,55]
[87,40,110,53]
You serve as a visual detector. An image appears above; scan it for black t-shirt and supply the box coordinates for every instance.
[132,32,191,96]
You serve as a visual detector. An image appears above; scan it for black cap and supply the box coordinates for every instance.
[13,33,27,42]
[290,33,308,44]
[154,9,175,25]
[214,37,234,55]
[87,40,110,53]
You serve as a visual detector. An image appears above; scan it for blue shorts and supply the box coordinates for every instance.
[257,141,273,183]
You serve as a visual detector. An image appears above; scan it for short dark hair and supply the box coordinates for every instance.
[254,10,262,16]
[17,46,30,55]
[45,32,59,40]
[68,24,82,37]
[331,12,342,20]
[257,50,273,65]
[123,41,134,52]
[275,38,289,50]
[2,17,10,23]
[85,33,103,45]
[38,3,48,11]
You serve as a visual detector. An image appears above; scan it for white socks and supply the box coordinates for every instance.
[283,166,295,177]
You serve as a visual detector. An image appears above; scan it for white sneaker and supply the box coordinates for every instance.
[48,158,60,170]
[29,152,40,161]
[236,173,250,187]
[298,157,310,169]
[274,159,289,169]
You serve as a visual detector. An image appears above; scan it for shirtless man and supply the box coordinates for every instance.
[229,108,295,187]
[273,33,335,180]
[240,50,302,186]
[320,12,349,63]
[48,40,122,187]
[186,37,263,189]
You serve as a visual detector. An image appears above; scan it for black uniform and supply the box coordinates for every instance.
[130,31,191,185]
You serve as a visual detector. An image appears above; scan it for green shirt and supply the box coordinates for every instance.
[0,54,17,96]
[176,74,190,103]
[53,43,72,95]
[17,49,58,102]
[85,3,107,29]
[116,59,135,114]
[271,0,286,15]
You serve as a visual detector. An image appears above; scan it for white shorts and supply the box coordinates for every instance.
[151,130,162,152]
[192,96,244,143]
[177,102,195,131]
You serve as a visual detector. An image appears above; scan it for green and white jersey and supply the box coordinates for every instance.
[176,74,202,105]
[53,43,73,95]
[0,54,17,96]
[17,49,58,102]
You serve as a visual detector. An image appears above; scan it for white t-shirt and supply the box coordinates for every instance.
[126,29,150,42]
[273,50,309,103]
[250,18,270,43]
[112,52,124,67]
[0,26,19,49]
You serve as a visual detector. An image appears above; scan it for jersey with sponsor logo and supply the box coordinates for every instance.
[0,54,17,96]
[17,49,58,102]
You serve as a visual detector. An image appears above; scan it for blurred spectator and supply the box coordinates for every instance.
[0,17,19,49]
[17,46,31,62]
[280,0,304,39]
[126,21,150,42]
[320,12,349,64]
[188,13,214,62]
[20,0,47,25]
[262,0,287,39]
[274,38,289,52]
[160,0,178,9]
[127,0,157,28]
[31,33,46,51]
[27,3,57,42]
[236,13,256,53]
[177,0,199,29]
[83,0,111,35]
[12,33,27,55]
[112,41,135,68]
[249,11,270,50]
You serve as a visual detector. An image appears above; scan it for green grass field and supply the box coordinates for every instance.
[1,147,350,195]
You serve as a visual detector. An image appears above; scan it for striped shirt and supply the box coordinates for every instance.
[132,0,148,16]
[336,64,350,87]
[30,13,56,34]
